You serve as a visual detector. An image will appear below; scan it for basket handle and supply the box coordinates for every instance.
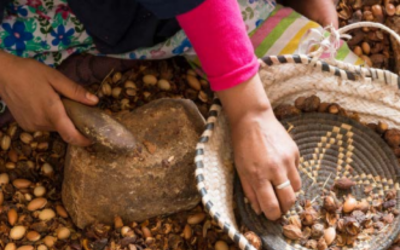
[302,22,400,86]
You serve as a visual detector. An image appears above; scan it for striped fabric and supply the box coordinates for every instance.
[187,5,364,72]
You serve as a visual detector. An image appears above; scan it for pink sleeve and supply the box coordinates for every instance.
[176,0,259,92]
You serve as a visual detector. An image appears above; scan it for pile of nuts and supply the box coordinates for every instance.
[274,95,400,250]
[282,179,398,249]
[86,59,213,118]
[337,0,399,69]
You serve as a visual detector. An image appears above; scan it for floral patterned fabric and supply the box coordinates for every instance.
[0,0,276,67]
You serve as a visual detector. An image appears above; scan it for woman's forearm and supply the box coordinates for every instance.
[176,0,259,92]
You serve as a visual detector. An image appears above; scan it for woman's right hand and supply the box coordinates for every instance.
[218,74,301,220]
[0,52,98,146]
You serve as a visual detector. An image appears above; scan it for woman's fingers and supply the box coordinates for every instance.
[270,166,297,215]
[49,70,99,106]
[46,95,92,146]
[288,164,302,192]
[255,180,282,221]
[240,176,262,215]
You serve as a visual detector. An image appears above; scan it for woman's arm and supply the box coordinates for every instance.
[176,0,301,219]
[0,51,98,145]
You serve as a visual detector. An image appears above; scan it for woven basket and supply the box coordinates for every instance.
[194,22,400,250]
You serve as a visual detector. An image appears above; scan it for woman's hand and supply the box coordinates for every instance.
[218,74,301,220]
[0,52,98,146]
[283,0,339,28]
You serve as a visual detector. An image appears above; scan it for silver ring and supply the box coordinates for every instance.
[275,180,291,190]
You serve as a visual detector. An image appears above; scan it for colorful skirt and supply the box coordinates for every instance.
[0,0,361,68]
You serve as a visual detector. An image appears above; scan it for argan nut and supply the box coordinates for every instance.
[37,245,47,250]
[328,103,340,114]
[198,91,208,103]
[294,96,306,110]
[124,81,137,89]
[301,207,318,226]
[360,55,372,67]
[371,4,383,20]
[283,224,303,240]
[0,191,3,206]
[114,216,123,228]
[183,224,192,240]
[1,135,11,150]
[24,193,32,202]
[343,195,358,213]
[125,88,136,97]
[121,226,134,237]
[363,10,374,21]
[7,125,17,138]
[317,238,327,250]
[143,75,157,85]
[142,226,152,238]
[312,223,324,238]
[274,104,301,120]
[386,3,396,16]
[186,75,201,91]
[13,179,32,189]
[41,163,53,176]
[43,236,56,247]
[0,173,9,186]
[5,243,16,250]
[39,209,55,221]
[384,129,400,147]
[33,186,46,197]
[37,142,48,151]
[187,213,206,224]
[353,46,363,56]
[57,227,71,240]
[334,178,356,190]
[324,196,338,213]
[27,198,47,211]
[112,72,122,83]
[288,215,302,229]
[215,241,229,250]
[244,231,262,250]
[356,199,370,212]
[20,132,33,144]
[56,205,68,218]
[8,208,18,226]
[324,227,336,246]
[16,246,33,250]
[157,79,171,91]
[111,87,122,99]
[6,162,16,169]
[303,95,320,112]
[8,149,18,162]
[27,231,41,241]
[305,240,317,249]
[361,42,371,55]
[377,121,388,134]
[10,225,26,240]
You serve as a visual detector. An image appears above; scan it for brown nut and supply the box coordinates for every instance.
[283,224,303,240]
[361,42,371,55]
[334,178,356,190]
[386,3,396,16]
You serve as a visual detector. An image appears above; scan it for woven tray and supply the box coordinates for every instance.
[194,22,400,250]
[235,113,400,250]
